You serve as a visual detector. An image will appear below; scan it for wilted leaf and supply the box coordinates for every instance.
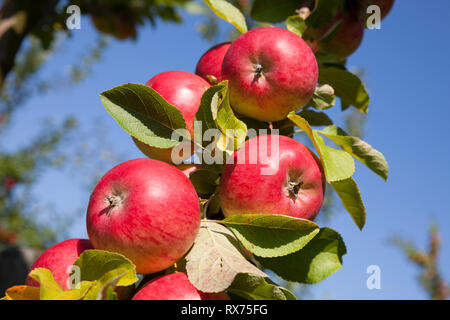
[186,222,267,293]
[5,285,40,300]
[221,214,319,258]
[310,84,336,110]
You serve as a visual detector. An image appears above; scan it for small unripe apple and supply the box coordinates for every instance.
[304,12,364,60]
[133,71,210,163]
[195,42,232,84]
[132,272,229,300]
[26,238,93,290]
[86,158,201,274]
[220,135,325,221]
[221,27,318,122]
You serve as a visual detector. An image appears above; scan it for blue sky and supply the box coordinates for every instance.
[2,0,450,299]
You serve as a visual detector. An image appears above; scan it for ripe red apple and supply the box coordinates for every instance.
[221,27,318,122]
[133,71,209,163]
[304,12,364,60]
[220,134,325,221]
[26,238,93,290]
[349,0,395,21]
[132,272,229,300]
[195,42,232,84]
[86,158,201,274]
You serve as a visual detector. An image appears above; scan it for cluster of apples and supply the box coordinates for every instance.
[23,24,332,300]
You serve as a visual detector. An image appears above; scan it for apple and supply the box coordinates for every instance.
[195,42,232,84]
[349,0,395,22]
[220,134,325,221]
[86,158,201,274]
[133,71,210,163]
[132,272,229,300]
[221,27,318,122]
[304,12,364,60]
[26,238,93,290]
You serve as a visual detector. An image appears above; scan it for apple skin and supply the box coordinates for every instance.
[133,71,209,163]
[349,0,394,21]
[25,238,93,290]
[220,134,325,221]
[221,27,318,122]
[304,12,364,60]
[195,42,232,84]
[86,158,201,274]
[132,272,229,300]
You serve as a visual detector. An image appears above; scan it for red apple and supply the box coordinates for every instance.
[349,0,395,21]
[132,272,229,300]
[304,12,364,60]
[195,42,232,84]
[221,27,318,122]
[133,71,210,163]
[26,238,93,290]
[86,158,201,274]
[220,134,325,221]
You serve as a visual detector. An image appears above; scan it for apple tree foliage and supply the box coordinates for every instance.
[4,0,390,300]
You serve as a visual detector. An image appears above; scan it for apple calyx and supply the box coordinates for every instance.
[285,177,304,201]
[105,194,124,213]
[253,63,264,78]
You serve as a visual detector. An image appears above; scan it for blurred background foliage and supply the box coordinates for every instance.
[0,0,447,299]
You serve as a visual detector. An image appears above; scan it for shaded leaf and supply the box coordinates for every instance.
[318,67,370,113]
[228,273,296,300]
[251,0,301,23]
[258,228,346,284]
[310,84,336,110]
[330,178,366,230]
[298,109,333,127]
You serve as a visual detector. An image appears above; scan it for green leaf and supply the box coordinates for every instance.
[203,0,247,33]
[310,84,336,110]
[319,125,389,180]
[99,83,188,149]
[297,109,333,127]
[82,268,130,300]
[251,0,301,23]
[318,67,370,113]
[330,178,366,230]
[185,221,267,293]
[228,273,296,300]
[221,214,319,258]
[288,113,355,182]
[258,228,346,284]
[73,249,138,287]
[189,169,220,195]
[28,268,93,300]
[305,0,341,28]
[286,15,306,37]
